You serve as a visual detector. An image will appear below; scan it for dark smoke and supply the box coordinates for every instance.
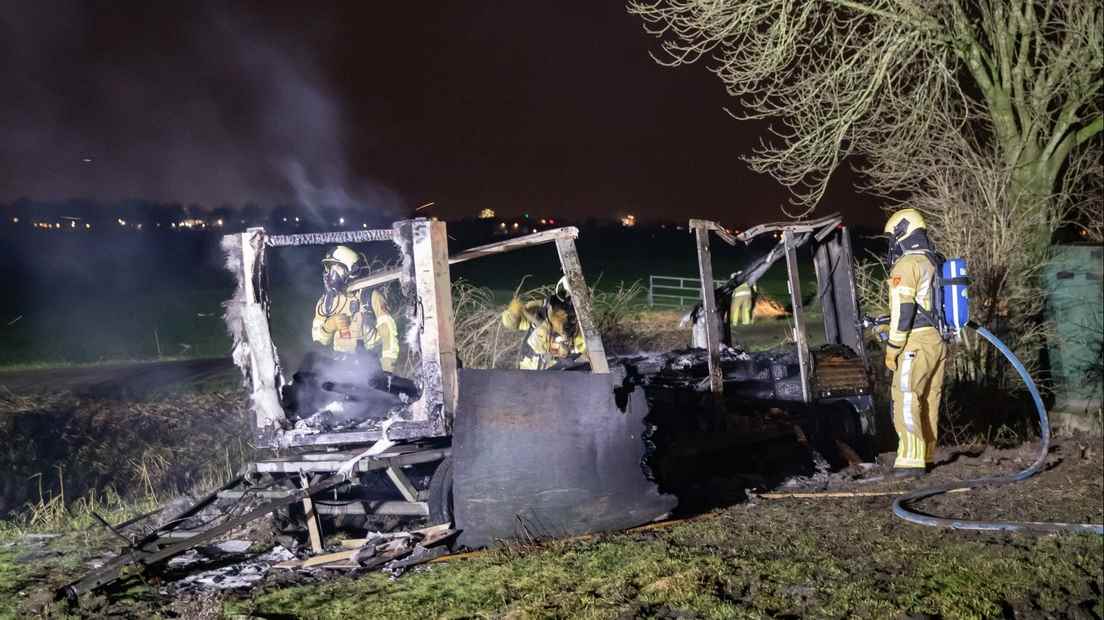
[0,0,405,216]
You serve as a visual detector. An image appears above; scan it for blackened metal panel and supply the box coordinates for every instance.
[453,368,676,548]
[813,229,866,362]
[783,230,811,403]
[813,241,841,346]
[832,228,866,362]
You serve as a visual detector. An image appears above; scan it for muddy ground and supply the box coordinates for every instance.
[1,428,1100,619]
[1,350,1101,619]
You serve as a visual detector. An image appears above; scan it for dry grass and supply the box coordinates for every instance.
[452,279,649,367]
[0,387,71,415]
[1,390,252,536]
[753,295,788,319]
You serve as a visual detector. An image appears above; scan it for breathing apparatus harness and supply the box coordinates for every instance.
[864,251,1103,534]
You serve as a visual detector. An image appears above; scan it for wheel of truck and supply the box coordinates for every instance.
[428,457,454,525]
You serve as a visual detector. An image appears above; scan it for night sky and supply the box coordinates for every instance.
[1,1,879,227]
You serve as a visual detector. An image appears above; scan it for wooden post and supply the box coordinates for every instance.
[411,219,459,427]
[299,471,323,554]
[691,222,724,395]
[237,229,287,441]
[347,227,580,294]
[554,238,609,374]
[783,229,811,403]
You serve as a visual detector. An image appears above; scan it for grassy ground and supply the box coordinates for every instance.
[216,437,1103,620]
[3,436,1100,619]
[6,270,1096,619]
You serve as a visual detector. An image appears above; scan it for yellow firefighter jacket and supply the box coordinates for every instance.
[363,291,400,372]
[501,299,586,370]
[888,252,939,347]
[312,292,366,354]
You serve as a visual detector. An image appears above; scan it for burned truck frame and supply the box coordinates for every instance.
[222,218,673,548]
[685,213,876,445]
[62,214,877,599]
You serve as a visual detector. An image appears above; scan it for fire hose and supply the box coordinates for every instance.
[865,316,1103,534]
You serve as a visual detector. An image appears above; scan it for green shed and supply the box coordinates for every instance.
[1044,244,1103,425]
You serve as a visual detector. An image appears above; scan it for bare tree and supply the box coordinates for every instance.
[628,0,1101,215]
[630,0,1102,386]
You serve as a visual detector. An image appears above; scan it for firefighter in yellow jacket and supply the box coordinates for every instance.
[501,277,586,370]
[883,209,947,478]
[363,290,400,372]
[312,245,369,354]
[729,271,757,328]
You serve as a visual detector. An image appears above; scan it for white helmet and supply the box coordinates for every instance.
[554,275,572,300]
[321,245,366,293]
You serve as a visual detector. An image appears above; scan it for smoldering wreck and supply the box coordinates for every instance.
[61,213,877,599]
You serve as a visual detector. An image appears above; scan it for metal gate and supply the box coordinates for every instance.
[648,275,701,308]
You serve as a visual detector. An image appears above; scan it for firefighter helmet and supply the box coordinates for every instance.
[884,209,927,243]
[554,276,572,301]
[321,245,365,293]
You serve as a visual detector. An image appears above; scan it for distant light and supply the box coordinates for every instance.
[136,223,143,230]
[548,219,555,225]
[171,222,177,228]
[11,217,17,224]
[339,217,345,225]
[81,157,93,163]
[283,217,288,222]
[539,219,547,225]
[85,223,91,229]
[117,218,126,226]
[216,218,223,227]
[500,222,506,228]
[478,208,496,219]
[362,223,367,228]
[70,221,75,228]
[294,216,300,223]
[512,222,519,229]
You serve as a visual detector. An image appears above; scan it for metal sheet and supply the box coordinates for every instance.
[453,368,676,548]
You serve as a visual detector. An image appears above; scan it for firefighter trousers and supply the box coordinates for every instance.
[891,329,947,469]
[730,296,753,326]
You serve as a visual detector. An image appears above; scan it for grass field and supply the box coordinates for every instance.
[0,250,1099,618]
[2,434,1099,619]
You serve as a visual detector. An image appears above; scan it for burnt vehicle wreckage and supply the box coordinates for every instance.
[61,214,877,600]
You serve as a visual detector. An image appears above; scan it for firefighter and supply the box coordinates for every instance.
[729,271,757,328]
[883,208,947,478]
[501,277,586,370]
[364,289,400,372]
[311,245,369,354]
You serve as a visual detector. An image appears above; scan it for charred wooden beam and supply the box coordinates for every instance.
[235,228,287,442]
[59,473,351,600]
[347,226,580,293]
[265,229,395,247]
[554,237,609,374]
[690,221,723,395]
[783,229,811,403]
[411,218,458,428]
[735,213,842,243]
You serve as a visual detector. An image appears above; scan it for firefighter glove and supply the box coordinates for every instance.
[884,346,900,372]
[507,297,524,318]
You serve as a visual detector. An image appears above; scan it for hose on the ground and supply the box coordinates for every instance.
[891,321,1103,534]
